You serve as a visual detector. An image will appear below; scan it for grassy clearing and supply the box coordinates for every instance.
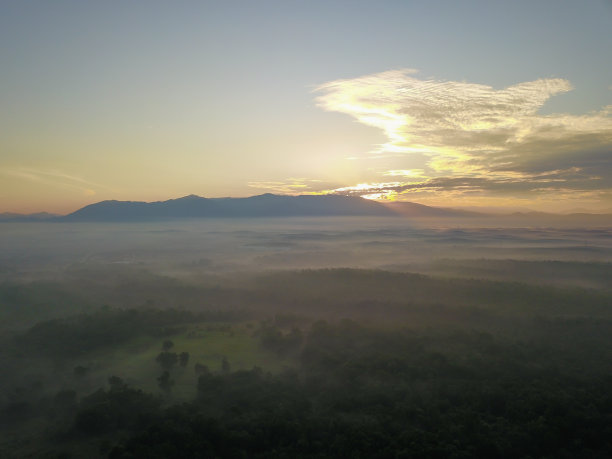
[82,321,291,400]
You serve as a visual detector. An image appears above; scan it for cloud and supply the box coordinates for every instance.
[324,173,609,206]
[1,167,109,196]
[248,177,329,195]
[383,169,425,178]
[315,70,612,202]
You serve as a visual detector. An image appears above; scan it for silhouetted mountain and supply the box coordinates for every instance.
[60,194,397,221]
[0,212,59,222]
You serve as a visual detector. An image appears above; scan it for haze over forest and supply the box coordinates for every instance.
[2,1,612,458]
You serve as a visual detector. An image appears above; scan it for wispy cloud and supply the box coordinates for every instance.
[2,167,110,196]
[248,177,328,195]
[383,169,425,178]
[321,172,610,207]
[315,69,612,202]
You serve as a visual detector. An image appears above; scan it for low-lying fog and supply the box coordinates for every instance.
[2,215,611,332]
[2,216,611,281]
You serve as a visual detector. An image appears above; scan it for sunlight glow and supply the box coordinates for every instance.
[315,70,612,204]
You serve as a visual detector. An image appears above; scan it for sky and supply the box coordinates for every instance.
[1,0,611,214]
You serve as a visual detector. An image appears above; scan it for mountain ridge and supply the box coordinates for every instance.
[3,195,612,222]
[59,194,397,221]
[0,212,60,222]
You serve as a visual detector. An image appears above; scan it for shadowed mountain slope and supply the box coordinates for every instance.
[60,194,397,221]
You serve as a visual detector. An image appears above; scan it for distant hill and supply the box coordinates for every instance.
[505,211,612,224]
[384,201,484,218]
[0,212,59,222]
[60,194,398,221]
[386,202,612,224]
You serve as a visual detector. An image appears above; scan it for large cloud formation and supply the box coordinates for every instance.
[315,69,612,206]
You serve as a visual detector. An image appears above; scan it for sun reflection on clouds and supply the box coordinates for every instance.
[248,178,325,195]
[314,69,612,205]
[383,169,425,178]
[323,182,408,201]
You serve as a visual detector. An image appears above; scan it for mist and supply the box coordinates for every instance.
[1,215,611,457]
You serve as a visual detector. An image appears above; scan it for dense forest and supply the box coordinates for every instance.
[1,262,612,458]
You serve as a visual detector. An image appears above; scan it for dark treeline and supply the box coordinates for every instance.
[423,259,612,290]
[16,307,247,358]
[2,265,611,336]
[249,268,612,318]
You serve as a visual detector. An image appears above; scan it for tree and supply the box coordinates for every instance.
[157,371,174,394]
[194,362,209,375]
[53,389,77,417]
[156,352,178,369]
[108,375,127,391]
[74,365,90,378]
[162,340,174,351]
[221,356,230,373]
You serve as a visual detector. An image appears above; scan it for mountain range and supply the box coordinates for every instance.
[1,194,611,222]
[60,194,397,221]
